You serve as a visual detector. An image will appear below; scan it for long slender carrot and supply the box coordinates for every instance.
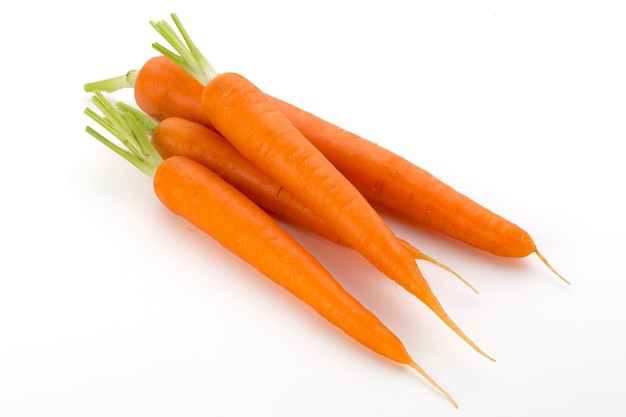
[148,14,492,360]
[85,53,567,284]
[272,99,569,280]
[84,91,458,408]
[120,110,477,293]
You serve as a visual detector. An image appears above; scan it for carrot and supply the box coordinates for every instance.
[272,99,569,282]
[83,91,458,407]
[118,109,477,294]
[148,14,493,360]
[85,51,567,284]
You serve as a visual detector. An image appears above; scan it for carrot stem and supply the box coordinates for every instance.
[84,91,162,176]
[150,13,217,85]
[536,250,570,284]
[116,102,160,133]
[84,70,138,93]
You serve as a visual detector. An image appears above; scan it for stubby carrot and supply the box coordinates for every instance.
[84,91,458,408]
[149,14,492,360]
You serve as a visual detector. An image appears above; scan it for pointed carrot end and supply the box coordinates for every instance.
[426,256,480,295]
[405,262,493,361]
[423,291,495,362]
[407,360,458,409]
[400,239,480,295]
[469,342,496,362]
[535,250,570,285]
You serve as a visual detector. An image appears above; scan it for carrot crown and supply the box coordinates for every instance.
[150,13,217,86]
[84,91,162,177]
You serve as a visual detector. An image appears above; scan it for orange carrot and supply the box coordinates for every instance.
[147,14,492,360]
[84,53,566,284]
[122,112,475,293]
[84,91,458,407]
[272,99,568,279]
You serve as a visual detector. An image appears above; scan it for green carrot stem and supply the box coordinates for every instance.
[84,70,138,93]
[84,91,162,177]
[150,13,217,85]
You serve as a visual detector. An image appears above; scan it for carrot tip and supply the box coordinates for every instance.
[399,239,480,294]
[419,288,495,362]
[470,342,496,362]
[431,300,496,362]
[421,255,480,295]
[408,360,458,409]
[535,250,571,285]
[464,335,496,362]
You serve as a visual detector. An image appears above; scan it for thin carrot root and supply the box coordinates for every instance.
[416,253,480,295]
[422,291,496,362]
[536,250,570,284]
[399,239,479,294]
[449,320,495,362]
[408,360,458,409]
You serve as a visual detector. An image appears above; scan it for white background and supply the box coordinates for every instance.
[2,1,625,416]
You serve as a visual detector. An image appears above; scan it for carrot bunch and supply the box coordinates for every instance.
[83,13,568,408]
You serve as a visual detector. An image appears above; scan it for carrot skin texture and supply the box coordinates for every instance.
[153,156,422,372]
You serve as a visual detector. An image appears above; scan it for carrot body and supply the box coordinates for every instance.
[154,156,394,358]
[154,155,456,406]
[273,98,535,257]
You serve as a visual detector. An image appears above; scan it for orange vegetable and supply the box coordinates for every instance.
[83,91,458,407]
